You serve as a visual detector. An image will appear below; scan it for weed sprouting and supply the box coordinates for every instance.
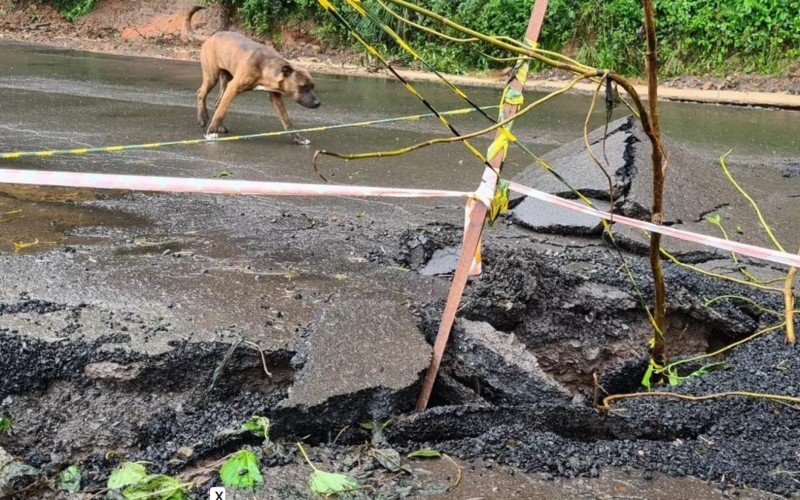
[220,449,264,490]
[298,442,361,497]
[58,465,81,493]
[107,461,190,499]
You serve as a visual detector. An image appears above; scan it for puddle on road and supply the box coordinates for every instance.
[0,184,144,253]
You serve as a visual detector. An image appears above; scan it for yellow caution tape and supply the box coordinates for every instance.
[486,127,516,161]
[344,0,366,16]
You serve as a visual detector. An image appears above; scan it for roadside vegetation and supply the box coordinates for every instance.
[43,0,800,76]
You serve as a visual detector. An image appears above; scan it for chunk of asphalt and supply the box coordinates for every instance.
[419,246,459,276]
[385,402,680,445]
[445,319,572,405]
[84,361,142,383]
[271,299,431,437]
[510,196,611,235]
[592,117,798,254]
[781,162,800,178]
[511,117,634,201]
[0,447,39,494]
[508,115,800,255]
[431,372,487,405]
[619,121,728,230]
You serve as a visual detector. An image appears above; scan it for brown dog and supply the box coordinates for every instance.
[183,5,320,143]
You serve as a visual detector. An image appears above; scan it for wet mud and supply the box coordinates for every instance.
[0,186,138,253]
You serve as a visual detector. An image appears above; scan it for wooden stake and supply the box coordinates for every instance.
[416,0,551,411]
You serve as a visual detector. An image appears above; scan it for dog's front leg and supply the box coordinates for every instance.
[269,92,309,145]
[197,76,218,128]
[206,83,241,139]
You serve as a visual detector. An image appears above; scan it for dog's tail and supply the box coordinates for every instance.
[182,5,210,43]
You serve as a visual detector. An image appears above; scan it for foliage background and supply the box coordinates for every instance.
[50,0,800,76]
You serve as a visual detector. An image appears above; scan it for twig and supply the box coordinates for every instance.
[720,151,785,253]
[332,425,349,445]
[582,71,615,206]
[243,339,273,378]
[658,322,785,373]
[661,248,783,292]
[204,336,243,394]
[443,454,462,492]
[640,0,667,368]
[703,294,782,316]
[314,74,589,171]
[785,250,798,344]
[600,389,800,411]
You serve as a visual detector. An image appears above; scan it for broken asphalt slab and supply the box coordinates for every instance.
[271,298,431,436]
[510,116,800,256]
[439,318,572,406]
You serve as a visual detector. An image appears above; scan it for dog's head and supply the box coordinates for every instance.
[273,62,320,109]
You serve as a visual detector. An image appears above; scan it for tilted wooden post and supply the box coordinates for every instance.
[416,0,551,411]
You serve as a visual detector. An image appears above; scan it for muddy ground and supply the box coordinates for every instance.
[0,12,799,500]
[1,210,798,498]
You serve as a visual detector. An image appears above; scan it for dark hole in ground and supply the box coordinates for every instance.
[407,228,767,400]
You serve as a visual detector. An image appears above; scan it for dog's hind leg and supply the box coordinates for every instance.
[197,70,219,129]
[269,92,310,145]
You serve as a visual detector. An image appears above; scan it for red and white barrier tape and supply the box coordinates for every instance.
[0,168,470,199]
[508,181,800,269]
[0,167,796,269]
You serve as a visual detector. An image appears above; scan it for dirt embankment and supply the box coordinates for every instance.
[1,0,799,109]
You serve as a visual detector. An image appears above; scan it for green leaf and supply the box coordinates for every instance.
[122,474,188,500]
[359,420,391,431]
[241,415,270,440]
[641,363,655,391]
[212,171,233,178]
[0,416,11,433]
[705,213,721,225]
[736,225,744,234]
[59,465,81,493]
[488,179,510,227]
[308,470,360,496]
[407,448,442,459]
[108,462,148,490]
[667,371,682,386]
[220,450,263,490]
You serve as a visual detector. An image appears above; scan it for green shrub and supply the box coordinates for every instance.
[51,0,98,21]
[207,0,322,33]
[56,0,798,76]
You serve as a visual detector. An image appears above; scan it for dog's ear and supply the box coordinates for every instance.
[281,65,294,78]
